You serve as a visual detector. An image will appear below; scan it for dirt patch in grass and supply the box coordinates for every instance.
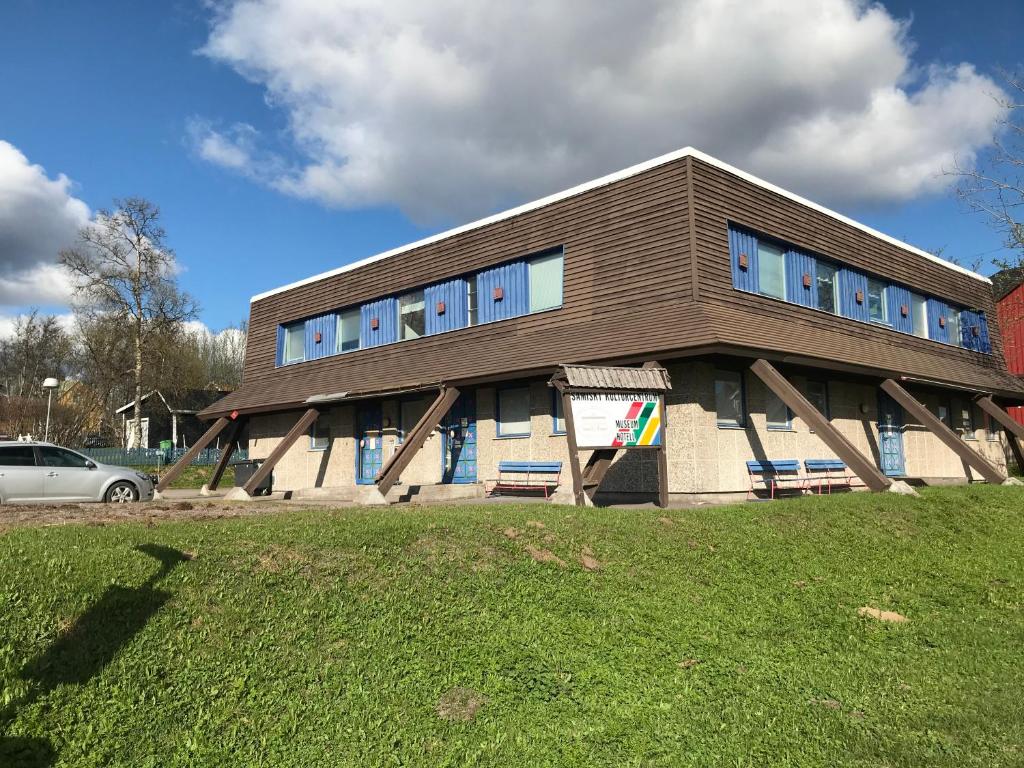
[526,520,545,529]
[436,686,487,722]
[579,546,602,572]
[524,545,566,567]
[858,606,909,623]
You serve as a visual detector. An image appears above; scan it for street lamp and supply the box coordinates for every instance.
[42,377,59,442]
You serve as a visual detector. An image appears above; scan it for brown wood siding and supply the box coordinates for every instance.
[218,159,694,414]
[688,158,1021,394]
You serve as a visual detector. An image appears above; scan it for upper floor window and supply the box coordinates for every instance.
[911,293,928,338]
[816,263,838,314]
[467,275,479,326]
[758,242,785,300]
[399,291,425,339]
[947,311,961,347]
[283,322,305,364]
[867,278,888,324]
[528,251,564,312]
[337,308,360,353]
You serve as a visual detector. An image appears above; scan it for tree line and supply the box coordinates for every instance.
[0,198,245,447]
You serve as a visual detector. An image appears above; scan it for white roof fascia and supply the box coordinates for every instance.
[251,147,988,303]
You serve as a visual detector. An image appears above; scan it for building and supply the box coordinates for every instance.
[995,272,1024,426]
[169,148,1024,503]
[118,389,232,449]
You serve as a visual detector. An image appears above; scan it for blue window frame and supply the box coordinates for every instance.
[715,370,746,428]
[551,389,566,434]
[496,386,531,437]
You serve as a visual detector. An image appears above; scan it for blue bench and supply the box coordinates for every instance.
[488,461,562,499]
[803,459,855,494]
[746,459,804,500]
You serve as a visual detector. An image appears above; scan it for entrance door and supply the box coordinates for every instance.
[356,405,383,485]
[877,392,906,477]
[442,392,477,484]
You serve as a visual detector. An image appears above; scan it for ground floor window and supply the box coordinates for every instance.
[310,418,330,450]
[400,398,427,443]
[715,370,746,428]
[958,401,976,439]
[551,389,565,434]
[765,390,792,430]
[497,387,531,437]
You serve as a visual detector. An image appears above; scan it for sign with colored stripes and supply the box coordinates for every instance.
[569,392,662,448]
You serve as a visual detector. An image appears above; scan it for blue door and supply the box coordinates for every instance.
[877,392,906,477]
[442,392,477,484]
[356,404,383,485]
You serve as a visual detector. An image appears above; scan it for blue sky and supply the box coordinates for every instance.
[0,0,1021,333]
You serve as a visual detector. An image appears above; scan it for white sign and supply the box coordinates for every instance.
[569,392,662,448]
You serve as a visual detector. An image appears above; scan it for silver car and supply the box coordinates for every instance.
[0,442,155,504]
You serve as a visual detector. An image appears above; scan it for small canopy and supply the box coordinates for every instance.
[553,364,672,391]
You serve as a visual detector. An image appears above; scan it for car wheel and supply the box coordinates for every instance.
[106,481,138,503]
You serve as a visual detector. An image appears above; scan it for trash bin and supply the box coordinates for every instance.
[233,459,272,496]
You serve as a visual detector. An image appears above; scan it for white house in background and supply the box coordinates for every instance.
[117,389,231,449]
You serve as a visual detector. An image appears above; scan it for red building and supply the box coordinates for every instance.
[996,276,1024,425]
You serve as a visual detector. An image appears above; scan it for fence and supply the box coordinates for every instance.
[79,447,249,468]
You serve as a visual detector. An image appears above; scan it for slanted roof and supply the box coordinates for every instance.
[556,364,672,391]
[117,389,231,415]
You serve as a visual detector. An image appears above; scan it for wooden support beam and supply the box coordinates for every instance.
[750,359,891,492]
[974,395,1024,475]
[880,380,1006,485]
[553,379,587,506]
[207,417,246,491]
[581,449,617,500]
[643,360,670,508]
[155,416,231,493]
[242,408,320,496]
[375,386,460,497]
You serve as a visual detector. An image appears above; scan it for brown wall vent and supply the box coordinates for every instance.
[855,290,864,304]
[900,304,909,317]
[972,325,980,337]
[738,253,749,270]
[939,316,946,328]
[802,273,811,288]
[493,286,504,301]
[436,300,446,315]
[314,331,322,343]
[370,317,380,331]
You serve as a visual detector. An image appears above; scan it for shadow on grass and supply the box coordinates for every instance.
[0,544,190,767]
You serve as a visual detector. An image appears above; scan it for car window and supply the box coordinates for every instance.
[0,446,37,466]
[39,447,91,468]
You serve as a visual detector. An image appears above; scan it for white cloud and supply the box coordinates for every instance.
[0,311,77,340]
[0,140,89,306]
[196,0,1008,221]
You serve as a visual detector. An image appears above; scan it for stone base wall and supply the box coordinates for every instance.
[245,361,1008,495]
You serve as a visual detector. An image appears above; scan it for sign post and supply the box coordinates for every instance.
[550,364,671,507]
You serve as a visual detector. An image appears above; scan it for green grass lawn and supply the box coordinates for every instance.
[139,464,236,490]
[1,487,1023,767]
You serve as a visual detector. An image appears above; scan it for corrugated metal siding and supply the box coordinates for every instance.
[304,312,336,361]
[360,298,398,348]
[729,227,759,293]
[927,298,950,344]
[476,261,528,323]
[978,313,992,355]
[425,278,468,335]
[784,249,816,309]
[838,269,869,322]
[887,285,914,334]
[999,284,1024,374]
[275,325,286,367]
[960,309,982,351]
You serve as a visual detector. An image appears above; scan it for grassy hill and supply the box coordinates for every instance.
[1,486,1022,767]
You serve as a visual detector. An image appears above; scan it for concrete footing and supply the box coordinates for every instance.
[199,484,212,497]
[886,480,920,497]
[1002,477,1024,486]
[223,487,253,501]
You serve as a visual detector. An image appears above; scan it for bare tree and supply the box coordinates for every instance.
[951,72,1024,293]
[60,198,198,448]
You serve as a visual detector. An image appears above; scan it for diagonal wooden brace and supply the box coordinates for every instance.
[751,359,891,492]
[880,380,1006,484]
[207,417,246,491]
[243,408,320,496]
[974,395,1024,475]
[155,416,231,493]
[375,386,460,497]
